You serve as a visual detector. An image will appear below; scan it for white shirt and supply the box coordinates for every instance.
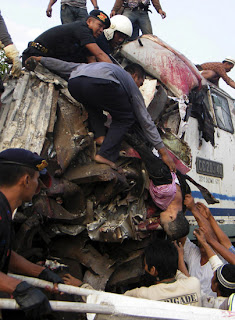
[184,237,225,297]
[124,270,201,307]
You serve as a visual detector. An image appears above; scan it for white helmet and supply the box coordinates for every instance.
[104,15,133,41]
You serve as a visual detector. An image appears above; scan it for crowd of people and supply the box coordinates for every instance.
[0,1,235,319]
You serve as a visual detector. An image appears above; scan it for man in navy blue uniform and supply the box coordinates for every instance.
[22,9,112,66]
[0,148,62,319]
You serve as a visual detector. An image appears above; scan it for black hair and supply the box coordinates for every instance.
[0,164,35,187]
[165,210,190,240]
[145,239,178,281]
[216,264,235,297]
[222,60,234,65]
[124,63,146,79]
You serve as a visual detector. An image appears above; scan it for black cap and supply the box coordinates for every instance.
[0,148,52,188]
[0,148,48,171]
[88,10,110,28]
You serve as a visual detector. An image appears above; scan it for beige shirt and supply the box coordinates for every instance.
[124,270,202,307]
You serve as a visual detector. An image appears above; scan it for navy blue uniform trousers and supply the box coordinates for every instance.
[68,76,136,162]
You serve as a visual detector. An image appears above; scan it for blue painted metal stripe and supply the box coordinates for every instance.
[186,208,235,216]
[191,190,235,202]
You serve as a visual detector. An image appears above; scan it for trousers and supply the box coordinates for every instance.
[61,4,88,24]
[68,76,136,162]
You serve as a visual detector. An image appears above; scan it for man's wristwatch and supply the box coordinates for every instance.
[94,6,99,9]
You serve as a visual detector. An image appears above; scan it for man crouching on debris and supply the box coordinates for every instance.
[0,148,63,319]
[24,56,175,173]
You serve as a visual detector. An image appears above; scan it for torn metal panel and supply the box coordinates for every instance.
[0,71,55,153]
[64,162,122,184]
[120,35,202,98]
[53,95,89,172]
[33,196,84,224]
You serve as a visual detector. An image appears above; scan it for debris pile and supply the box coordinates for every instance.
[0,62,190,294]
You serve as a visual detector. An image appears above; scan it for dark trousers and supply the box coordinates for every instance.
[68,76,136,162]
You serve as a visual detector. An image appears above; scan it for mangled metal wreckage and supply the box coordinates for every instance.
[0,34,235,296]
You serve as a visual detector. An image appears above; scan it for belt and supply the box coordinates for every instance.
[30,42,48,54]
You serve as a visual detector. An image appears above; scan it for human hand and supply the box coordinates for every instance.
[193,227,207,245]
[38,268,64,284]
[13,281,51,319]
[63,273,83,287]
[174,240,184,258]
[110,10,116,17]
[25,56,41,71]
[159,9,166,19]
[184,194,196,211]
[3,44,22,77]
[46,6,52,17]
[159,148,176,172]
[196,202,212,219]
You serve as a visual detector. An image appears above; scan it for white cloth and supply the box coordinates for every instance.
[183,237,225,298]
[124,270,201,307]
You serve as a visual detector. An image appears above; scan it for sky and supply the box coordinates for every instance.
[1,0,235,98]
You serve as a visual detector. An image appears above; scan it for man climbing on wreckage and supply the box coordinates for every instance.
[22,9,112,66]
[0,148,63,319]
[24,56,176,175]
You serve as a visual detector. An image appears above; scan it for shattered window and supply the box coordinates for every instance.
[211,90,234,134]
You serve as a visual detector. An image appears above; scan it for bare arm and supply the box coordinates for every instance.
[196,202,231,249]
[85,43,112,63]
[174,241,190,277]
[110,0,123,17]
[9,251,45,278]
[46,0,57,18]
[184,194,215,233]
[158,147,176,172]
[0,271,21,294]
[194,228,216,259]
[151,0,166,18]
[90,0,99,9]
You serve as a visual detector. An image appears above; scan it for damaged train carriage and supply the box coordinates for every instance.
[117,34,235,238]
[0,34,234,295]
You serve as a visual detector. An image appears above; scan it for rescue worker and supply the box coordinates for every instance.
[46,0,99,24]
[24,56,176,173]
[22,10,112,66]
[110,0,166,40]
[0,148,63,319]
[0,11,21,77]
[62,240,202,307]
[199,57,235,89]
[96,15,133,57]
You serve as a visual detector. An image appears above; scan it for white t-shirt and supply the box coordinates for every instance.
[124,270,201,307]
[184,237,225,297]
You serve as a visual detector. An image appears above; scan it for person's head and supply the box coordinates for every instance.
[160,210,190,240]
[144,240,178,281]
[104,15,133,49]
[124,63,146,87]
[222,57,235,72]
[0,148,50,202]
[87,10,110,38]
[211,264,235,297]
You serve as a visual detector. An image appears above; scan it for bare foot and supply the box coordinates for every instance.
[94,155,124,174]
[95,136,105,145]
[94,154,116,168]
[62,273,83,287]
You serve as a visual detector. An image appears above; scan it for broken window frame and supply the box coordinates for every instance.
[210,89,234,134]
